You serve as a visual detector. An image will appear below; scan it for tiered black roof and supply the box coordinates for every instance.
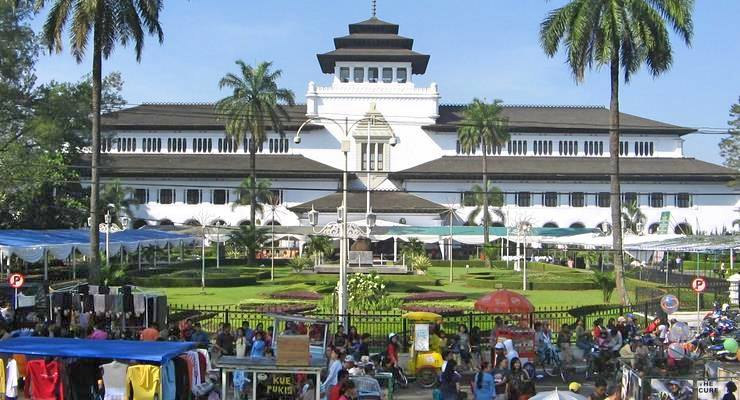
[317,17,430,74]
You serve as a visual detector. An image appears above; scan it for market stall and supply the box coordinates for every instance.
[0,337,206,399]
[215,314,332,400]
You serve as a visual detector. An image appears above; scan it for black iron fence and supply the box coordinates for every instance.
[169,301,659,353]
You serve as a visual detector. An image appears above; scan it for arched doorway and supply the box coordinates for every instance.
[183,219,201,227]
[210,219,228,227]
[569,222,585,229]
[674,223,693,235]
[543,222,559,228]
[264,220,281,226]
[238,220,251,226]
[648,223,660,234]
[159,219,174,226]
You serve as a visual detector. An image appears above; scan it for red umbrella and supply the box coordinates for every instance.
[474,290,534,314]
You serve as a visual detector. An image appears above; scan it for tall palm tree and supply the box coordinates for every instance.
[621,200,647,235]
[99,179,138,227]
[35,0,164,284]
[463,182,505,227]
[458,98,510,258]
[216,61,295,265]
[305,235,334,265]
[540,0,693,305]
[232,178,274,217]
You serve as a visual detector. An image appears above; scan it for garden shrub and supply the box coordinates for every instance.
[400,304,466,316]
[270,291,322,301]
[288,256,313,273]
[403,291,466,302]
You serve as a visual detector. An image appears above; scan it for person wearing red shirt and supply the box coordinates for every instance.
[386,333,400,367]
[644,317,662,335]
[140,322,160,341]
[328,369,349,400]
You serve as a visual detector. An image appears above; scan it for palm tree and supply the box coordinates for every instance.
[400,237,425,260]
[304,235,334,265]
[35,0,164,284]
[463,182,505,227]
[216,61,295,265]
[458,99,510,252]
[232,178,274,217]
[99,179,138,227]
[540,0,693,305]
[622,200,647,235]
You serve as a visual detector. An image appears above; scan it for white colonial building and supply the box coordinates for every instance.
[97,14,738,235]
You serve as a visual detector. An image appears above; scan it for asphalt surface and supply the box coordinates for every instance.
[388,374,598,399]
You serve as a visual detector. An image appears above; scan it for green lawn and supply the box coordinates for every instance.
[151,263,645,308]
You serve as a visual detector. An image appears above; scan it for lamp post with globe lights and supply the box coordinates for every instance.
[294,111,393,324]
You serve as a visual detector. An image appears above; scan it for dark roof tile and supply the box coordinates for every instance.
[291,191,445,214]
[391,156,737,182]
[426,105,694,135]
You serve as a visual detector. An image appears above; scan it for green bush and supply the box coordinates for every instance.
[288,256,313,273]
[410,255,432,273]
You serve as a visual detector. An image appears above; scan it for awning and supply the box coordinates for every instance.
[0,337,195,363]
[0,229,199,263]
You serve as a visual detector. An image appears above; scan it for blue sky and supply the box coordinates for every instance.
[30,0,739,165]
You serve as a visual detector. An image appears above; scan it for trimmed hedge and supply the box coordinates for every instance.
[270,291,323,301]
[132,271,270,287]
[400,304,466,316]
[464,277,598,291]
[403,291,467,302]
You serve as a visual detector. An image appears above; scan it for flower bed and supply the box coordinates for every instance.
[270,291,322,301]
[240,302,317,314]
[402,291,466,302]
[400,304,466,316]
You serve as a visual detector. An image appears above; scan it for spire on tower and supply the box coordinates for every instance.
[371,0,377,17]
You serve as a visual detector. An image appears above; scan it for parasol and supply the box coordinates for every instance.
[474,290,534,314]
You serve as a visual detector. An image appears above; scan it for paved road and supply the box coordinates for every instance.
[389,376,597,399]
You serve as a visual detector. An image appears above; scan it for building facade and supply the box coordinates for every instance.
[98,15,738,234]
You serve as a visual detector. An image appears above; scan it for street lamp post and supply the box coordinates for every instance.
[104,210,111,268]
[294,114,394,326]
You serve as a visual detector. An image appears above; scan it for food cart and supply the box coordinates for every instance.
[215,313,331,400]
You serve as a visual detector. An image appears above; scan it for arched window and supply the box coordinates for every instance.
[569,222,585,229]
[543,222,559,228]
[648,223,660,234]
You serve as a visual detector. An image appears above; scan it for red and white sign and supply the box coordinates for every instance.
[8,273,25,289]
[691,277,707,293]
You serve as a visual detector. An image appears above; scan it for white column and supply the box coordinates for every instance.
[393,237,398,263]
[72,250,76,280]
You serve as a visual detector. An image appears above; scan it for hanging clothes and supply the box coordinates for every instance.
[161,360,176,400]
[186,351,200,392]
[125,364,161,400]
[172,357,189,400]
[68,359,101,400]
[0,358,5,398]
[196,349,213,374]
[25,359,63,400]
[5,358,18,399]
[133,295,146,316]
[79,312,90,330]
[16,294,35,308]
[101,360,128,400]
[93,294,106,314]
[156,296,168,328]
[12,355,26,379]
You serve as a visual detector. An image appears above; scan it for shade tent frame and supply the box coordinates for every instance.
[0,337,195,363]
[0,229,200,264]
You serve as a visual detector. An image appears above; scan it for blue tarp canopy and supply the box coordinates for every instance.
[0,229,199,263]
[0,337,195,363]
